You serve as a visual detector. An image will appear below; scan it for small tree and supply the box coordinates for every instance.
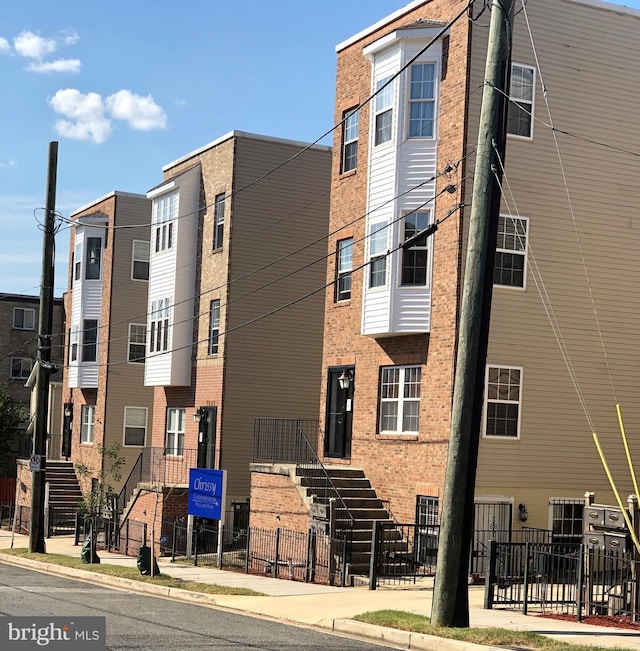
[75,443,125,562]
[0,386,27,462]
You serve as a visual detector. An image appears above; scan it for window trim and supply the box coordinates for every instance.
[407,62,437,140]
[165,407,185,457]
[341,108,359,173]
[149,298,171,354]
[128,323,146,363]
[400,210,431,287]
[153,192,177,253]
[507,62,535,140]
[368,221,389,289]
[80,404,95,445]
[10,357,33,380]
[123,406,147,447]
[81,319,98,363]
[373,76,394,146]
[378,365,422,435]
[494,214,528,290]
[213,193,226,250]
[69,325,79,363]
[208,299,220,355]
[483,365,523,440]
[335,238,354,302]
[85,237,102,280]
[131,239,150,281]
[13,307,35,331]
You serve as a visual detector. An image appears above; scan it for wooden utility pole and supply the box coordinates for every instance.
[431,0,513,627]
[29,141,58,553]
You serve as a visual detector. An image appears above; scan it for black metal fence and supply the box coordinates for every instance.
[485,541,640,620]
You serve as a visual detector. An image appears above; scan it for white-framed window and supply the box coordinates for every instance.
[208,299,220,355]
[374,76,394,145]
[13,307,35,330]
[213,193,225,250]
[549,499,584,544]
[85,237,102,280]
[379,365,422,434]
[74,242,81,281]
[131,240,150,281]
[166,407,185,456]
[154,192,177,253]
[82,319,98,363]
[341,108,359,173]
[10,357,33,380]
[494,215,528,288]
[69,325,79,363]
[408,63,436,138]
[123,406,147,447]
[81,405,95,444]
[128,323,146,363]
[401,211,430,286]
[335,238,353,302]
[507,63,535,139]
[484,366,522,438]
[149,298,171,353]
[368,221,388,288]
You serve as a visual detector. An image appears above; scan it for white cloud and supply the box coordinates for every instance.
[28,58,81,73]
[14,30,57,59]
[49,89,111,143]
[105,90,167,130]
[60,29,79,46]
[0,160,16,169]
[0,37,10,54]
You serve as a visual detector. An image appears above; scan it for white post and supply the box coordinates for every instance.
[186,514,194,560]
[10,483,20,549]
[216,471,227,570]
[44,482,50,539]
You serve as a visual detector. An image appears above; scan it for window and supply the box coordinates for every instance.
[81,405,95,444]
[74,242,81,281]
[154,192,177,252]
[495,215,527,288]
[368,221,388,288]
[13,307,35,330]
[374,77,394,145]
[124,407,147,446]
[341,108,359,172]
[131,240,150,281]
[69,325,78,362]
[379,365,422,434]
[484,366,522,438]
[335,238,353,302]
[550,499,584,544]
[149,298,171,353]
[85,237,102,280]
[82,319,98,362]
[408,63,436,138]
[128,324,146,363]
[10,357,33,380]
[416,495,439,566]
[508,63,535,138]
[166,408,185,456]
[208,299,220,355]
[213,193,225,250]
[402,211,430,286]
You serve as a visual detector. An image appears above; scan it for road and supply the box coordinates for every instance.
[0,563,394,650]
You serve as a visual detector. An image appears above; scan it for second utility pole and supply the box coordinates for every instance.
[431,0,513,627]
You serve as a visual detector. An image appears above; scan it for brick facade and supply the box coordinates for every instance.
[250,468,310,533]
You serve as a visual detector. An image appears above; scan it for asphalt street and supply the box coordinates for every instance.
[0,564,396,650]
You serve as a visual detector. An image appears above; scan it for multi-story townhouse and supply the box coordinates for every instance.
[123,131,331,544]
[252,0,640,566]
[0,293,64,476]
[61,191,153,498]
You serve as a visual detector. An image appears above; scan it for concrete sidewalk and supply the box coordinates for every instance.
[1,531,639,650]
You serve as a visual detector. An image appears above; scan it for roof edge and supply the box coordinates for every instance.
[70,190,147,217]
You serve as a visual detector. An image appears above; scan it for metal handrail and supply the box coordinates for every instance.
[116,451,144,515]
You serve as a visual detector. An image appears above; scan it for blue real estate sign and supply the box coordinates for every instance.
[188,468,226,521]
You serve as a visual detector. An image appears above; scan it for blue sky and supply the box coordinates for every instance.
[2,0,640,296]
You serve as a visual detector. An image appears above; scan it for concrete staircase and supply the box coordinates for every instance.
[45,460,83,534]
[297,466,404,577]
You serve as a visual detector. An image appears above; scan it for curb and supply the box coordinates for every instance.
[0,554,502,651]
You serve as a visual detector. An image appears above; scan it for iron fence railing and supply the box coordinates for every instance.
[253,418,354,538]
[485,541,640,621]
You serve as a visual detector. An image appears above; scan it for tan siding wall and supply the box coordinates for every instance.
[467,0,640,521]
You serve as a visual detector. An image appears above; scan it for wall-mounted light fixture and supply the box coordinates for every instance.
[62,403,73,458]
[338,369,353,390]
[193,407,207,423]
[64,403,73,419]
[518,503,529,523]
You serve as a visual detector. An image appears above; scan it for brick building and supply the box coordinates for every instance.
[251,0,640,568]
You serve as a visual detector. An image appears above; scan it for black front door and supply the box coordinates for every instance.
[324,367,354,459]
[197,406,217,469]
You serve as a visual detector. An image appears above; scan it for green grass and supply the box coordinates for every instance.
[354,610,637,651]
[0,548,265,596]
